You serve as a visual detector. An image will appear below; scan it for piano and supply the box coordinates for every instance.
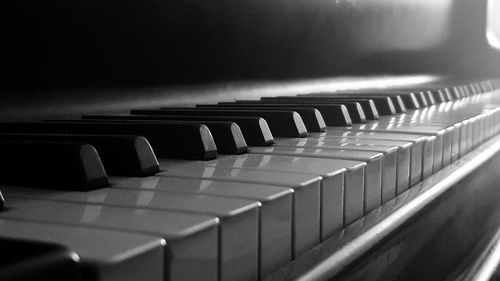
[2,0,500,280]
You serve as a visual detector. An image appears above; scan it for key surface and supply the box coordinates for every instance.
[0,134,159,177]
[158,163,322,257]
[246,146,380,224]
[5,188,259,281]
[272,138,406,199]
[0,140,108,190]
[348,123,450,173]
[161,153,355,238]
[1,197,220,281]
[286,137,419,190]
[110,176,293,279]
[250,146,398,203]
[320,130,435,179]
[0,218,165,281]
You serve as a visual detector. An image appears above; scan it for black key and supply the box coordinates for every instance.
[134,108,308,137]
[318,91,419,110]
[442,87,455,100]
[460,85,471,97]
[230,101,353,125]
[451,86,463,99]
[430,89,447,103]
[379,92,418,110]
[412,88,447,103]
[305,98,378,120]
[197,104,326,132]
[423,90,436,105]
[413,91,429,107]
[0,122,217,160]
[256,98,366,123]
[334,94,407,113]
[0,191,4,210]
[83,114,273,146]
[335,95,398,114]
[386,95,406,113]
[265,95,396,116]
[293,95,380,120]
[0,134,159,177]
[0,140,108,190]
[77,119,248,155]
[374,92,418,109]
[0,238,81,281]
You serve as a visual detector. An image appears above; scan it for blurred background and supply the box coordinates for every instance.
[2,0,500,118]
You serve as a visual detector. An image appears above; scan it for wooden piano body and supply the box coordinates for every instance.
[2,0,500,280]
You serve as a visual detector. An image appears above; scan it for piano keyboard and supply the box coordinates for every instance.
[1,79,500,281]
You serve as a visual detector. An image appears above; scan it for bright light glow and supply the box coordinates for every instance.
[487,0,500,49]
[239,75,441,99]
[487,30,500,49]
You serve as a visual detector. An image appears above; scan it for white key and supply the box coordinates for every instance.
[110,176,293,279]
[305,136,421,187]
[347,124,448,174]
[3,187,260,281]
[0,197,219,281]
[162,154,352,238]
[158,162,322,257]
[203,153,367,234]
[275,138,409,194]
[319,130,435,180]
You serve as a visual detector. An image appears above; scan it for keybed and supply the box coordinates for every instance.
[1,79,500,280]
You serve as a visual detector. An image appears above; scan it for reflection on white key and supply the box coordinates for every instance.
[110,176,293,279]
[5,188,261,281]
[318,130,435,181]
[82,193,106,223]
[159,163,321,258]
[246,147,369,225]
[275,137,406,194]
[0,198,219,281]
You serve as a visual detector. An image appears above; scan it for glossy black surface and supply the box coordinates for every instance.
[257,98,363,124]
[0,134,160,176]
[0,238,81,281]
[0,140,108,190]
[83,114,275,146]
[0,122,217,160]
[0,191,4,211]
[197,105,326,132]
[293,97,380,120]
[134,109,308,138]
[77,119,248,155]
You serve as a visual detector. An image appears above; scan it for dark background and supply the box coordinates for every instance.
[2,0,500,118]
